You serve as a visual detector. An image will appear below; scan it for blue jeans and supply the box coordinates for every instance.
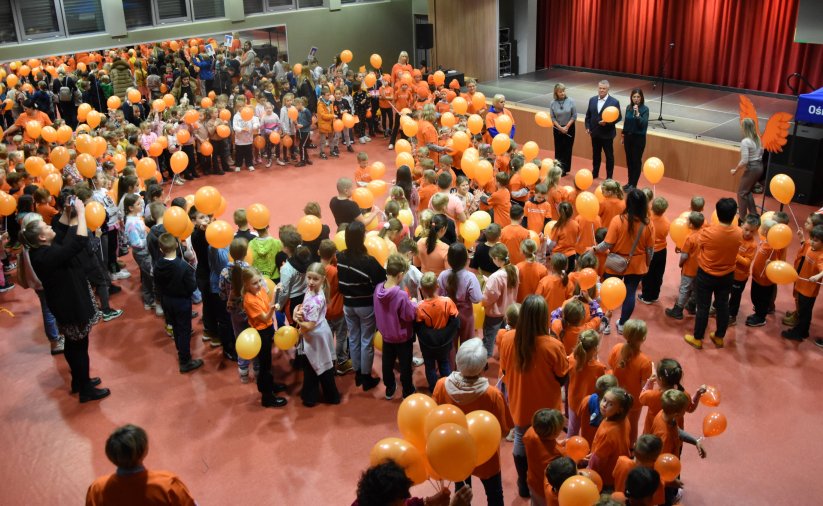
[344,305,376,376]
[36,289,59,340]
[421,344,451,392]
[605,273,642,325]
[455,472,504,506]
[162,295,193,364]
[482,316,504,358]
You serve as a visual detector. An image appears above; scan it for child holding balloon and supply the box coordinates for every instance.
[639,359,705,435]
[638,197,670,304]
[665,212,703,320]
[523,408,566,504]
[293,263,341,407]
[783,225,823,343]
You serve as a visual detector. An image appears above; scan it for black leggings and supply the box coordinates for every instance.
[235,144,254,169]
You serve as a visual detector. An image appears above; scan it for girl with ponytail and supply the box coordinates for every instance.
[515,238,547,303]
[536,252,573,314]
[415,213,449,276]
[589,386,633,487]
[607,319,653,443]
[480,243,519,358]
[567,329,605,436]
[639,358,707,434]
[437,243,482,360]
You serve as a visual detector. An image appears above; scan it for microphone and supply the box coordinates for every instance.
[669,42,675,48]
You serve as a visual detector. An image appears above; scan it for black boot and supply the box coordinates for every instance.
[355,371,363,387]
[513,454,530,498]
[665,305,684,320]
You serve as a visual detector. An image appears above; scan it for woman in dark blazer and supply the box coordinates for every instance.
[621,88,649,190]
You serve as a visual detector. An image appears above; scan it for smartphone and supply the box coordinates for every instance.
[67,196,76,207]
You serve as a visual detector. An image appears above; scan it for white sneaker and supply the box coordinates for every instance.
[412,356,424,367]
[174,179,185,186]
[144,303,153,311]
[234,166,241,172]
[602,322,611,335]
[155,305,164,317]
[359,137,366,144]
[388,144,394,150]
[616,321,624,335]
[248,166,255,172]
[364,136,372,142]
[111,270,131,280]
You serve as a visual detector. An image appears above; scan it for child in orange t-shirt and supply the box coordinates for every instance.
[607,319,653,444]
[577,374,618,445]
[746,218,783,327]
[728,213,760,325]
[783,213,823,327]
[566,329,606,436]
[353,151,371,187]
[664,211,703,319]
[651,390,706,498]
[525,183,552,235]
[639,196,670,304]
[548,202,581,271]
[523,409,567,502]
[536,253,574,314]
[545,166,567,221]
[550,299,601,355]
[34,188,59,225]
[588,386,633,488]
[242,267,288,408]
[480,172,512,227]
[415,272,459,391]
[544,456,578,506]
[612,434,665,505]
[417,170,438,212]
[784,225,823,342]
[598,180,626,229]
[516,239,548,303]
[574,213,602,256]
[639,358,705,435]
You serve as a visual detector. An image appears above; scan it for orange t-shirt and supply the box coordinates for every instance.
[607,344,653,408]
[681,233,699,277]
[244,289,273,330]
[590,418,631,487]
[500,223,530,265]
[523,427,566,498]
[495,154,511,175]
[416,296,458,329]
[551,220,580,258]
[599,197,625,229]
[499,333,570,426]
[544,480,560,506]
[416,238,449,277]
[509,173,531,205]
[394,89,412,111]
[482,188,512,227]
[574,215,602,254]
[432,380,513,479]
[566,356,607,415]
[354,166,371,185]
[85,469,196,506]
[639,387,690,434]
[794,244,823,297]
[547,186,568,221]
[536,273,574,314]
[612,456,666,503]
[650,214,670,252]
[418,183,437,212]
[325,264,343,319]
[378,85,394,109]
[651,411,682,457]
[525,200,552,234]
[604,216,654,276]
[576,395,598,444]
[416,120,437,146]
[15,110,53,143]
[552,317,602,355]
[734,235,758,282]
[696,223,744,276]
[516,260,548,303]
[751,242,785,286]
[36,203,59,224]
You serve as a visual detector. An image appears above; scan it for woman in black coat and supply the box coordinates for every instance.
[20,197,110,403]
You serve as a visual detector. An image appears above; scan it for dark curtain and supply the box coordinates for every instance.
[537,0,823,95]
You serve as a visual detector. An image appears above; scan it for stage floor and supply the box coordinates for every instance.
[478,68,798,145]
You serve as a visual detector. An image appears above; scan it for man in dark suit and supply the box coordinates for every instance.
[584,80,622,179]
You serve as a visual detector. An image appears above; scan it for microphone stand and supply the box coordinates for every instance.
[652,42,675,129]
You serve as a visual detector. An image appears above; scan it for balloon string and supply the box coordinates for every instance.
[167,174,175,200]
[787,204,801,230]
[759,248,774,278]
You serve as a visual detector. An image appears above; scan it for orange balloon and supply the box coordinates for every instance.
[474,160,494,186]
[352,188,374,209]
[654,453,682,482]
[394,139,412,154]
[43,173,63,196]
[266,131,280,145]
[93,136,107,158]
[25,120,42,139]
[367,180,388,197]
[767,223,792,249]
[333,119,344,133]
[395,152,414,169]
[40,126,57,143]
[170,151,188,174]
[558,476,600,506]
[575,191,599,221]
[602,106,620,123]
[522,141,539,161]
[205,220,233,248]
[370,53,383,69]
[520,162,539,186]
[0,192,16,216]
[176,129,191,145]
[769,173,795,205]
[340,49,353,63]
[56,125,73,144]
[575,169,593,190]
[77,103,92,122]
[577,268,598,291]
[402,120,418,137]
[369,437,427,485]
[467,114,483,135]
[577,469,603,492]
[199,141,213,156]
[423,404,467,438]
[194,186,221,214]
[364,72,377,87]
[24,156,46,177]
[369,161,387,180]
[535,111,552,127]
[700,386,721,407]
[50,146,69,169]
[86,110,102,129]
[148,142,163,157]
[213,196,227,218]
[397,393,438,449]
[452,97,468,115]
[471,92,486,112]
[200,97,213,108]
[765,260,798,285]
[492,133,510,155]
[219,109,231,121]
[76,153,97,178]
[565,435,590,462]
[112,153,127,172]
[451,131,470,152]
[465,410,502,465]
[440,112,456,128]
[84,201,106,231]
[240,106,254,121]
[107,95,122,110]
[432,70,445,86]
[703,412,727,437]
[127,88,142,104]
[216,124,231,138]
[365,235,389,265]
[5,74,18,88]
[246,203,270,230]
[184,109,200,125]
[282,135,293,148]
[297,215,323,241]
[153,99,166,113]
[288,106,298,122]
[18,64,31,77]
[668,218,689,249]
[495,114,513,135]
[163,207,189,237]
[342,113,356,129]
[136,157,157,180]
[254,135,266,150]
[163,94,176,108]
[600,277,627,310]
[643,157,664,184]
[425,423,476,482]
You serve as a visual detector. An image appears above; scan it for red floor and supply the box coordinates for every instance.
[1,136,821,505]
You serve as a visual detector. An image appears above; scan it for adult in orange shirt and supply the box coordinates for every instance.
[639,197,670,303]
[587,386,632,489]
[516,239,548,303]
[499,295,569,499]
[460,79,487,115]
[523,409,566,502]
[593,189,654,333]
[416,214,449,277]
[86,424,196,506]
[607,319,652,443]
[685,198,743,349]
[390,51,413,86]
[6,99,53,144]
[499,204,530,264]
[432,338,513,504]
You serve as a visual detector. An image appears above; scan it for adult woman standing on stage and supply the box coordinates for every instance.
[549,83,576,176]
[20,196,110,403]
[621,88,649,190]
[730,118,763,219]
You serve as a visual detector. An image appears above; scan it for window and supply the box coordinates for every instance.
[156,0,189,22]
[192,0,224,19]
[298,0,322,7]
[243,0,263,14]
[63,0,104,35]
[16,0,62,39]
[267,0,294,11]
[123,0,153,29]
[0,0,16,43]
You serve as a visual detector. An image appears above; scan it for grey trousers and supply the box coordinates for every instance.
[737,161,763,218]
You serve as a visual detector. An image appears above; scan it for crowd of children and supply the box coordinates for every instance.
[2,41,823,506]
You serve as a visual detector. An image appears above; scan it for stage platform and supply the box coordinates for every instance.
[478,67,798,146]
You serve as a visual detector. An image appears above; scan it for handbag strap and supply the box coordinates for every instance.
[626,222,646,261]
